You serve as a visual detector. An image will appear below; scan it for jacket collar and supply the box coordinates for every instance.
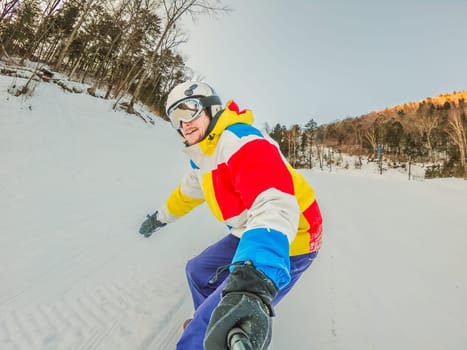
[183,100,254,158]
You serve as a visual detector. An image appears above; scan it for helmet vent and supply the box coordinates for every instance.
[184,84,198,96]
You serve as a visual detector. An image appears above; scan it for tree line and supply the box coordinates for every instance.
[0,0,229,115]
[268,92,467,178]
[2,2,466,178]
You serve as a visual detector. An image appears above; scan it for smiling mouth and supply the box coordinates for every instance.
[183,128,197,136]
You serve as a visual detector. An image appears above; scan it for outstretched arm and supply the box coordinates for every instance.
[138,167,205,237]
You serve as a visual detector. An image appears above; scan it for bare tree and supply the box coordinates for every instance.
[0,0,19,58]
[125,0,231,114]
[26,0,63,62]
[55,0,99,70]
[416,102,440,162]
[110,0,164,102]
[418,113,440,162]
[446,107,467,174]
[0,0,20,21]
[354,123,364,153]
[286,124,300,167]
[87,0,131,95]
[364,127,377,156]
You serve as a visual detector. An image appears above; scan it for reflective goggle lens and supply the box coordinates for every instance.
[168,99,203,129]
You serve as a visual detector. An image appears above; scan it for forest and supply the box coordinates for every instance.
[0,0,229,115]
[1,1,466,178]
[268,91,467,178]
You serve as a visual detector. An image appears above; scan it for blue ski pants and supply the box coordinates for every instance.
[176,234,317,350]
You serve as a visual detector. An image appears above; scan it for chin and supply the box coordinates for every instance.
[188,134,202,144]
[185,137,199,145]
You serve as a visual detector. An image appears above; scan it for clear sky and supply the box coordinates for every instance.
[180,0,467,128]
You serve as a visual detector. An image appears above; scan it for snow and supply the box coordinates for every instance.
[1,73,467,350]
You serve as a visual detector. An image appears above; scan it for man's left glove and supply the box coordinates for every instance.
[138,211,167,237]
[204,262,278,350]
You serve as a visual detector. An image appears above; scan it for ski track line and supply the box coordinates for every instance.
[0,243,91,312]
[69,327,99,350]
[112,279,148,309]
[1,295,121,349]
[97,285,131,317]
[4,310,33,349]
[76,295,107,329]
[62,297,91,330]
[0,319,16,350]
[36,304,62,348]
[1,235,189,349]
[0,271,179,349]
[1,224,135,313]
[136,290,189,350]
[73,319,119,350]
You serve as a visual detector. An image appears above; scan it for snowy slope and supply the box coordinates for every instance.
[1,74,467,350]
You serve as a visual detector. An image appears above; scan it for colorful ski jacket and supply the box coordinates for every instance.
[158,101,322,289]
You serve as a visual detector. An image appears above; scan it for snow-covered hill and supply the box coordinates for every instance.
[1,73,467,349]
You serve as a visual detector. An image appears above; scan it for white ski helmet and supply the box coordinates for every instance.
[165,81,223,129]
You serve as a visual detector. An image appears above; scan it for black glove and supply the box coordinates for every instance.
[204,262,278,350]
[138,211,166,237]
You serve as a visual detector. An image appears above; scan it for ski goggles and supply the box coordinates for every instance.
[167,95,221,129]
[167,98,204,129]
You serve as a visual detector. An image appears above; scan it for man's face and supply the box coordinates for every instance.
[180,110,211,146]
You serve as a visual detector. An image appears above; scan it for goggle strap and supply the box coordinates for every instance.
[203,106,224,137]
[199,95,221,108]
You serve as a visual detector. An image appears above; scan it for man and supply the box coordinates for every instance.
[139,81,322,350]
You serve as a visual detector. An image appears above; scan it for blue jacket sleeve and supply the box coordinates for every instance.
[231,228,291,289]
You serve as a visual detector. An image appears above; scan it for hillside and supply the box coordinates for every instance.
[2,71,467,350]
[376,91,467,115]
[336,90,467,134]
[270,91,467,179]
[2,57,466,179]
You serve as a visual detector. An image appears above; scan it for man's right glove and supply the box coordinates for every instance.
[138,211,166,237]
[204,261,279,350]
